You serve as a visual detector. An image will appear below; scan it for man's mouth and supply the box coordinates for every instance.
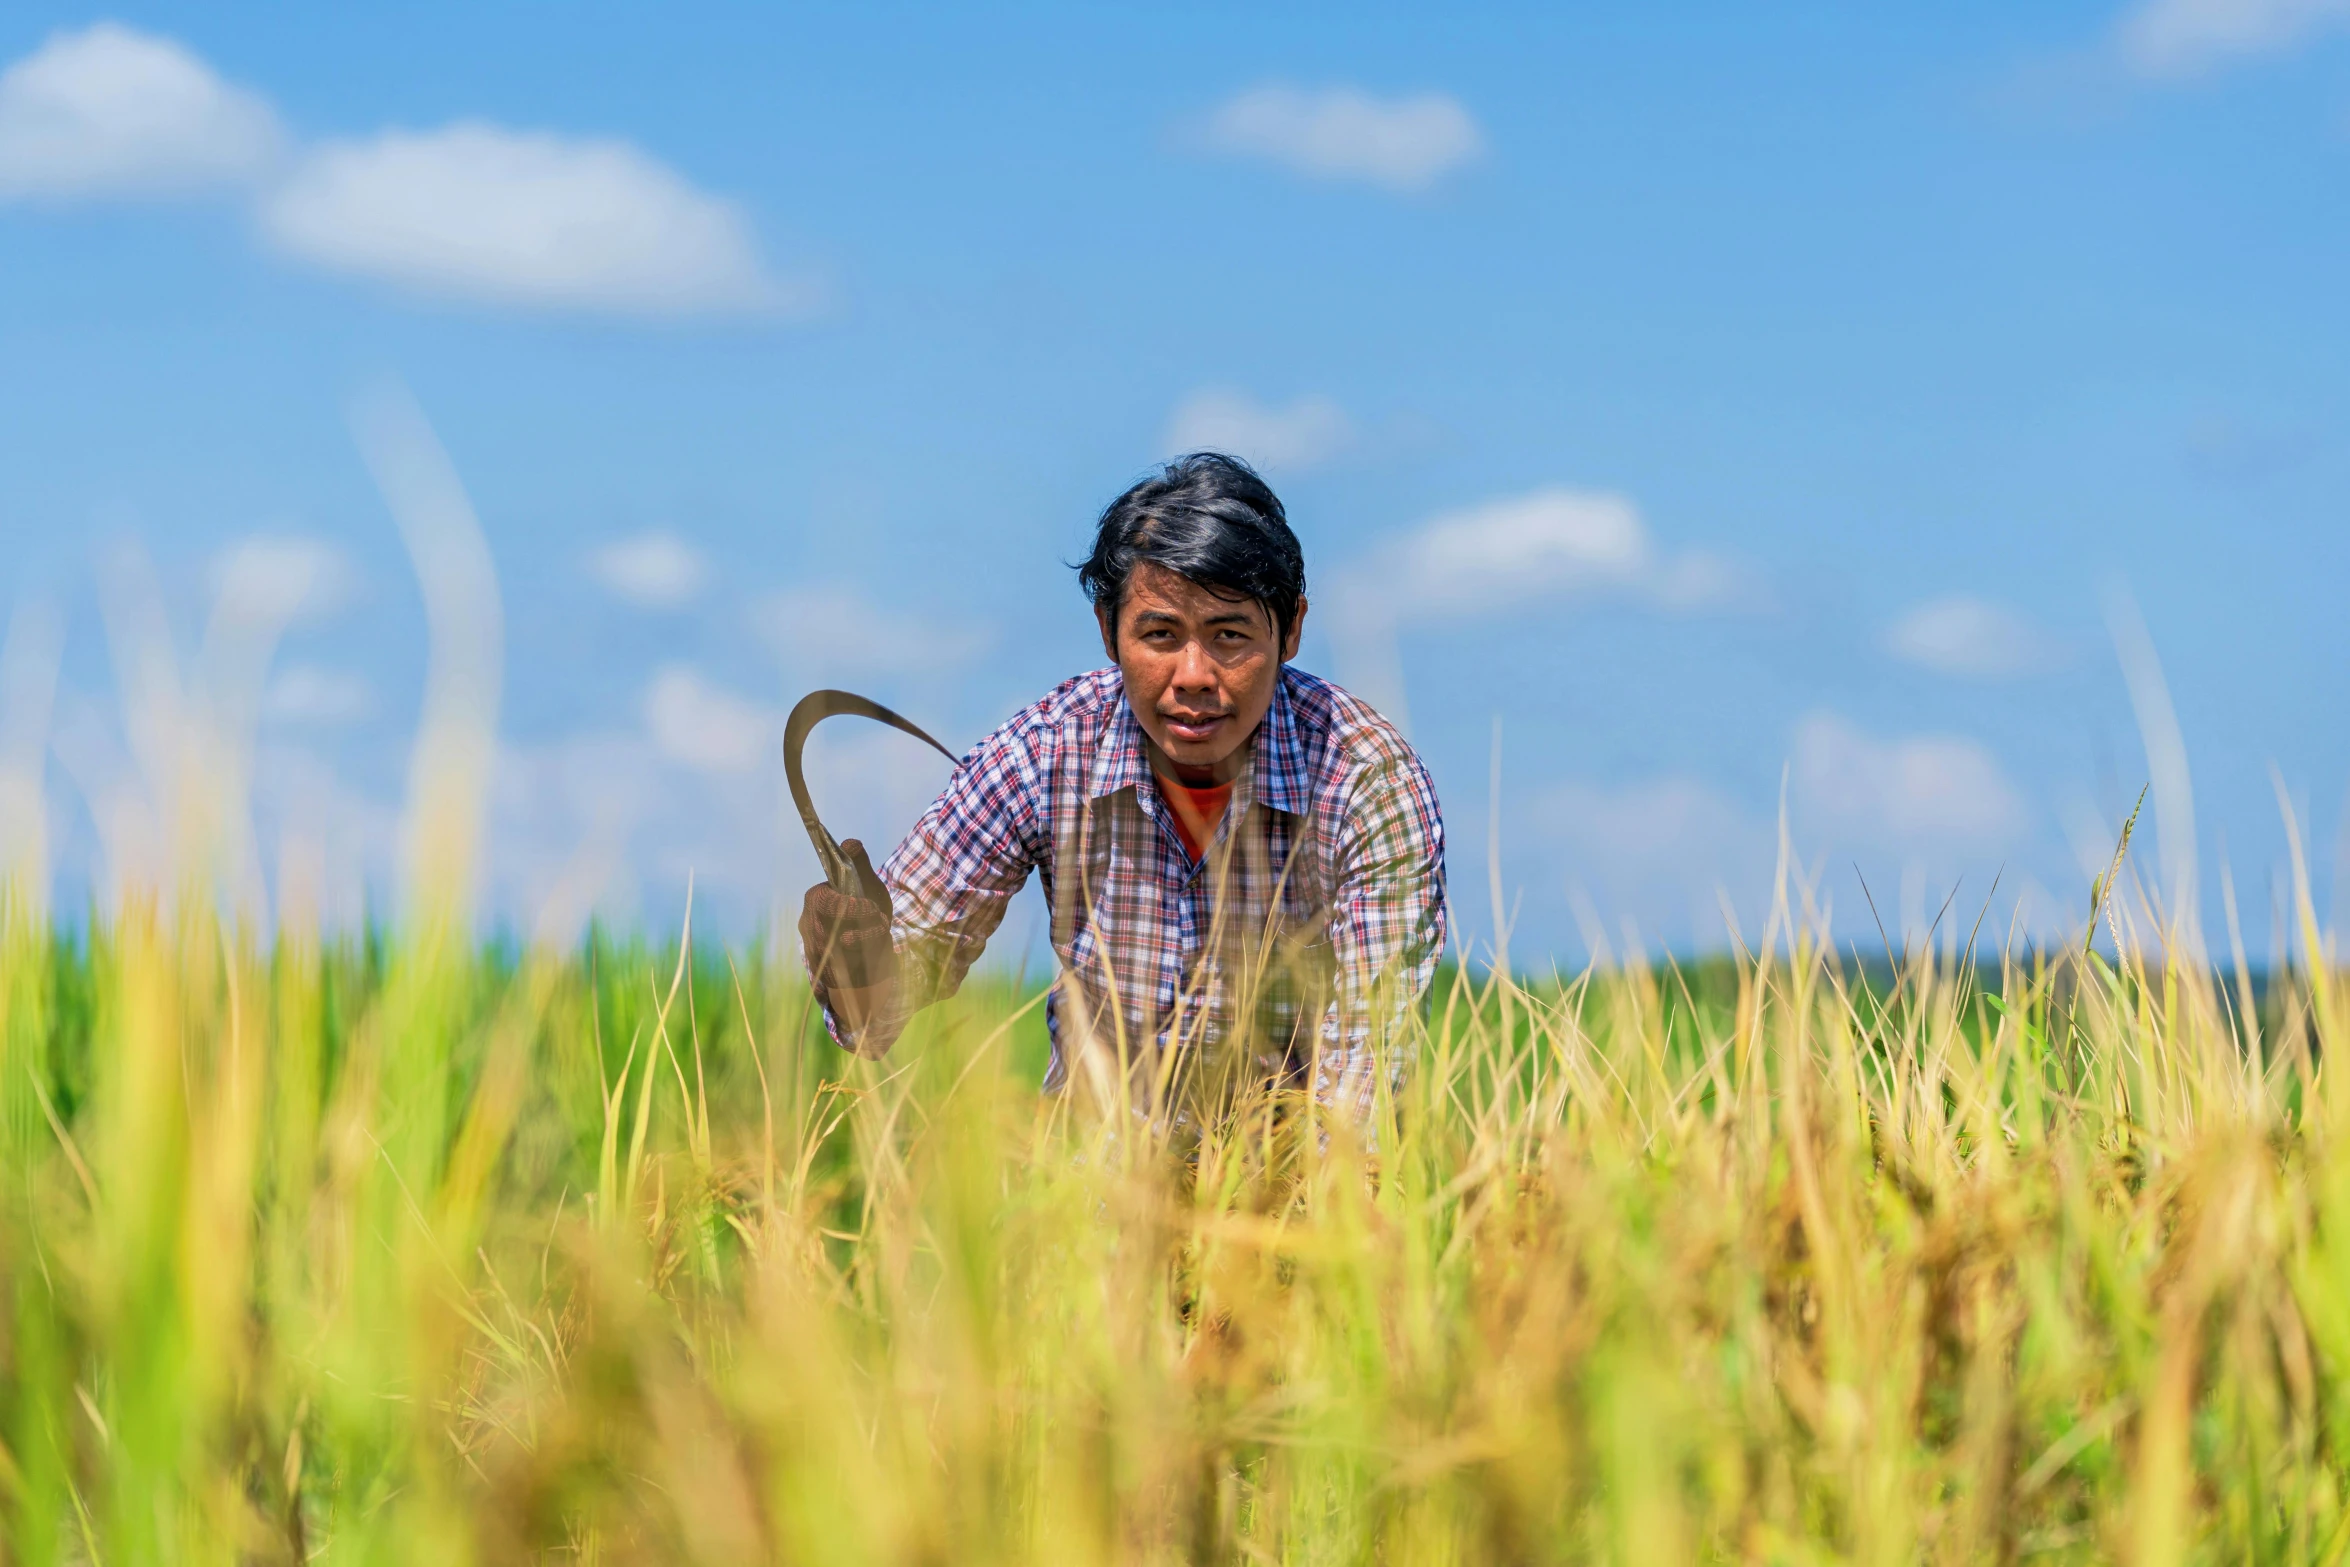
[1162,712,1229,743]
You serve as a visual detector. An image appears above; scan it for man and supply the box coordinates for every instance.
[798,453,1446,1122]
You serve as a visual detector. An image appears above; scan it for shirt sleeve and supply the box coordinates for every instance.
[815,722,1043,1054]
[1309,748,1448,1120]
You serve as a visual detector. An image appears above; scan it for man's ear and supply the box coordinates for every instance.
[1282,596,1306,662]
[1097,604,1119,663]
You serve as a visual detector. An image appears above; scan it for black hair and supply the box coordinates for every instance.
[1077,452,1306,648]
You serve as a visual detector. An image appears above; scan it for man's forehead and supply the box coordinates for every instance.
[1121,563,1265,621]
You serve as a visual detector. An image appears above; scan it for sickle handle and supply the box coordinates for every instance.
[783,689,958,894]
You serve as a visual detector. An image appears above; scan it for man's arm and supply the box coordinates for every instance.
[1310,751,1447,1120]
[803,726,1043,1056]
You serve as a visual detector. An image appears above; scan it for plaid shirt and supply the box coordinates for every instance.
[823,665,1446,1117]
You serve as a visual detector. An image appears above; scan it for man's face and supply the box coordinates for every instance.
[1099,562,1305,778]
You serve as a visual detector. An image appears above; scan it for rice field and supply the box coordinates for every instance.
[0,814,2343,1563]
[3,414,2339,1562]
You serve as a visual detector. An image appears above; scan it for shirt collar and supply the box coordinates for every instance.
[1085,670,1154,801]
[1252,669,1311,816]
[1086,664,1310,816]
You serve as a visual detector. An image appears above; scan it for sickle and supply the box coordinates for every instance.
[784,689,959,893]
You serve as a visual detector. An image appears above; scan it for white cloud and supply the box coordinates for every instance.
[0,23,281,200]
[262,664,372,726]
[208,535,356,625]
[754,585,995,679]
[0,29,806,323]
[1370,487,1746,619]
[1652,550,1747,612]
[2117,0,2350,75]
[257,122,788,316]
[1198,84,1483,191]
[1397,489,1646,610]
[1791,711,2028,847]
[643,665,780,775]
[589,531,707,609]
[1163,389,1354,471]
[1320,487,1753,728]
[1885,595,2059,679]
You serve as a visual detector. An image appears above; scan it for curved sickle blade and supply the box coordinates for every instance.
[784,689,958,893]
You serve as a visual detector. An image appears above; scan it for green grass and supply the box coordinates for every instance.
[0,863,2345,1565]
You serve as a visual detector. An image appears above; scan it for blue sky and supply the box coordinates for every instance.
[2,1,2346,962]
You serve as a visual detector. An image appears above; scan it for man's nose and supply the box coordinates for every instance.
[1172,638,1217,690]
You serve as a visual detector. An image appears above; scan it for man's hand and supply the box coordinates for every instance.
[797,838,900,1057]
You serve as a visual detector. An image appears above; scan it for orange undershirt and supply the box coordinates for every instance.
[1158,776,1234,862]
